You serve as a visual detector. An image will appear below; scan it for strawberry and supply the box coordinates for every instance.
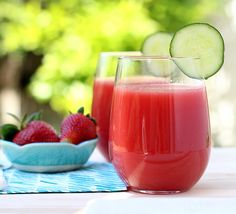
[0,112,59,145]
[13,121,60,146]
[60,107,96,144]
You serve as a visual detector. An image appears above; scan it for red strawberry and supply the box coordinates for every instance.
[13,121,60,146]
[0,112,59,145]
[60,107,96,144]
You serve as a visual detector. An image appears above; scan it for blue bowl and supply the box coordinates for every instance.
[0,139,97,173]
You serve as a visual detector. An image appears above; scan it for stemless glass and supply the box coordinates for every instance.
[109,56,211,194]
[91,52,141,161]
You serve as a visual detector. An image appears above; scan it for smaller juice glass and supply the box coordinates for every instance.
[91,52,141,161]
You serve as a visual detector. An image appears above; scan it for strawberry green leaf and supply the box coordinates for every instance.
[20,112,42,129]
[21,114,28,129]
[6,113,21,123]
[89,117,97,125]
[0,124,19,141]
[86,114,97,125]
[77,107,84,115]
[25,112,42,124]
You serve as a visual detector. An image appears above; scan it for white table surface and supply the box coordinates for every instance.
[0,147,236,214]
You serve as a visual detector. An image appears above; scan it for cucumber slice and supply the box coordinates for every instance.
[142,32,172,56]
[170,23,224,79]
[142,32,174,77]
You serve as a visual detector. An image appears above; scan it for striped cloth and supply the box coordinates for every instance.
[0,162,127,194]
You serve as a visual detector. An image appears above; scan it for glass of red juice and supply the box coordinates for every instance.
[92,52,141,161]
[109,56,211,194]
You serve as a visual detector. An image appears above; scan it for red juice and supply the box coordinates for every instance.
[92,78,114,160]
[109,80,211,192]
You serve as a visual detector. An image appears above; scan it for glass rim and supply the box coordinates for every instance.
[100,51,142,57]
[118,55,200,61]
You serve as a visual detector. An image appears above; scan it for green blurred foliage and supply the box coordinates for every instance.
[0,0,224,114]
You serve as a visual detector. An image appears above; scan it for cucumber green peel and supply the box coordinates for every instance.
[169,23,225,79]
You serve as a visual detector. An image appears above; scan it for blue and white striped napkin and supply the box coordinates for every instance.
[0,162,127,194]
